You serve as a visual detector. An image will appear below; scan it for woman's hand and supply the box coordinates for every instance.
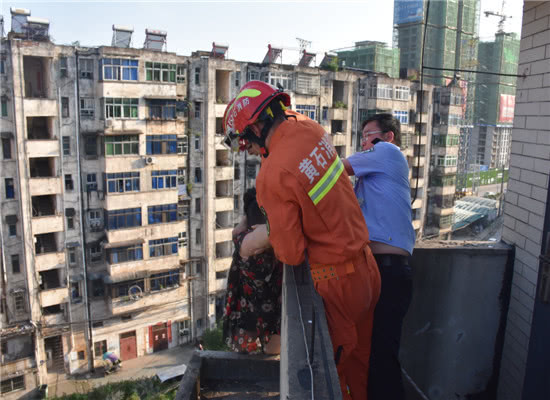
[240,224,271,259]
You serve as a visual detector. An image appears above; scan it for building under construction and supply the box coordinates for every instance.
[336,41,400,78]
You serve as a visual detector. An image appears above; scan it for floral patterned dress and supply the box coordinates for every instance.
[223,230,283,353]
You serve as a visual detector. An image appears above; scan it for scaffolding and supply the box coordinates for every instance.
[336,41,400,77]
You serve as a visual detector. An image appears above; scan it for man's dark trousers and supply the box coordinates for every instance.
[368,254,413,400]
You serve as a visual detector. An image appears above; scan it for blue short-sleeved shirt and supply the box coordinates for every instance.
[347,142,415,255]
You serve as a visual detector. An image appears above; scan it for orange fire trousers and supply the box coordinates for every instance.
[313,245,381,399]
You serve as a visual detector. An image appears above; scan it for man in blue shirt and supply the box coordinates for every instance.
[343,113,415,400]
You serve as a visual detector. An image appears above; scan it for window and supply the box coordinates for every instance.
[71,282,81,302]
[94,340,107,358]
[394,86,410,101]
[65,174,74,190]
[194,135,200,151]
[1,375,25,394]
[393,110,409,125]
[322,106,328,121]
[5,178,14,198]
[86,173,97,191]
[92,279,104,296]
[84,136,97,157]
[106,207,142,230]
[0,59,5,74]
[368,84,392,99]
[145,62,176,82]
[296,104,316,120]
[148,99,176,119]
[60,57,68,77]
[104,135,139,156]
[195,228,201,245]
[2,138,11,159]
[101,58,138,81]
[176,64,186,83]
[179,200,190,219]
[177,136,188,154]
[248,71,259,81]
[296,75,316,94]
[195,198,201,214]
[67,214,75,230]
[234,164,240,180]
[234,195,239,210]
[432,135,459,147]
[107,244,143,264]
[449,114,462,126]
[62,136,71,155]
[178,232,187,248]
[194,167,202,183]
[1,100,7,117]
[61,97,70,118]
[8,220,16,237]
[150,270,180,291]
[113,280,144,299]
[11,255,20,274]
[78,351,85,360]
[177,167,186,184]
[80,98,94,118]
[90,244,102,262]
[104,98,138,119]
[436,155,458,167]
[195,67,201,85]
[79,58,93,79]
[146,135,177,155]
[106,172,140,193]
[439,214,453,227]
[152,170,177,189]
[68,248,77,265]
[194,101,201,118]
[148,204,177,224]
[268,72,293,90]
[14,293,25,312]
[149,237,178,257]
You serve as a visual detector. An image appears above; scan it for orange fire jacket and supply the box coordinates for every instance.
[256,111,370,266]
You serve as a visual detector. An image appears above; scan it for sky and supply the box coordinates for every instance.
[0,0,525,64]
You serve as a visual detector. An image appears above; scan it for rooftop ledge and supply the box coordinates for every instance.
[176,242,514,400]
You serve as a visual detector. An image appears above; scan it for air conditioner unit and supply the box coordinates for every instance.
[179,328,189,336]
[105,119,113,128]
[144,156,155,165]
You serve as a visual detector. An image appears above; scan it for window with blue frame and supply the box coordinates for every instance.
[146,135,177,155]
[106,172,140,193]
[150,270,180,291]
[151,170,177,189]
[322,106,328,121]
[296,104,316,120]
[100,58,138,81]
[149,237,178,258]
[105,207,141,230]
[148,204,177,224]
[107,244,143,264]
[147,99,176,120]
[393,110,409,125]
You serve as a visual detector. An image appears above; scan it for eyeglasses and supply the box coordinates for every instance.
[363,130,385,136]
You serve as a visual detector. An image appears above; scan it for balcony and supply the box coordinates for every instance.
[214,228,232,243]
[43,312,66,327]
[328,107,347,120]
[331,132,346,147]
[40,287,69,308]
[24,98,58,117]
[214,103,226,118]
[107,254,179,277]
[215,166,233,181]
[32,214,64,235]
[27,139,59,158]
[35,251,66,272]
[109,284,186,315]
[29,177,62,196]
[214,257,232,272]
[1,357,36,376]
[214,197,233,211]
[177,243,514,400]
[106,222,184,245]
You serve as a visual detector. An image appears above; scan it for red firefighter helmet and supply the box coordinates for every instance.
[223,80,290,138]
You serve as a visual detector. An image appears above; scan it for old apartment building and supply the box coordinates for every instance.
[1,9,437,398]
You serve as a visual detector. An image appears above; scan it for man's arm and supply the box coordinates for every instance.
[342,158,355,176]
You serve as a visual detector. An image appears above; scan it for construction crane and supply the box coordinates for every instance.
[484,0,513,34]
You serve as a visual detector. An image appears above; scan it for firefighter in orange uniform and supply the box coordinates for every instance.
[223,81,381,399]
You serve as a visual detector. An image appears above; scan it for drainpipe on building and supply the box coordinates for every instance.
[202,60,209,331]
[73,51,94,372]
